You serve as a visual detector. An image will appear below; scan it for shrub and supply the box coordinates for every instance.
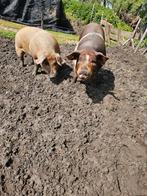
[63,0,132,31]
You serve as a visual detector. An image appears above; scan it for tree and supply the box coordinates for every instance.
[103,0,107,7]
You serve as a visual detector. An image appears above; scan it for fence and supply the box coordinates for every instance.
[100,19,147,54]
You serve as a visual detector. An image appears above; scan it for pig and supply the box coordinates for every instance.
[15,26,64,78]
[66,22,109,83]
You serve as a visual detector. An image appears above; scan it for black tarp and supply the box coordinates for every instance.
[0,0,74,33]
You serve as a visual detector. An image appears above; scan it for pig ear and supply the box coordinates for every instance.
[55,53,65,66]
[66,51,80,60]
[34,55,46,65]
[96,52,109,65]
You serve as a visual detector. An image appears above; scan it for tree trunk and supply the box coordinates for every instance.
[103,0,106,7]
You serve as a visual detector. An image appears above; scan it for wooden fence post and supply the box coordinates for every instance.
[123,18,141,47]
[142,48,147,54]
[117,29,121,44]
[134,28,147,53]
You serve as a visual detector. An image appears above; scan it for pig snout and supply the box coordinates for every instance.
[78,70,88,81]
[49,66,59,79]
[42,61,58,79]
[49,72,57,79]
[77,63,91,82]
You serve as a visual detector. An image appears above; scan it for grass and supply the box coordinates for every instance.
[0,19,78,43]
[0,29,16,39]
[0,19,25,30]
[0,19,122,46]
[47,30,78,44]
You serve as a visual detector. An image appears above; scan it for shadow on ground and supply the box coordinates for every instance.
[50,63,73,85]
[85,69,116,103]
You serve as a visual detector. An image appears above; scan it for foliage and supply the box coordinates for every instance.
[143,38,147,47]
[63,0,132,31]
[138,1,147,23]
[135,38,147,47]
[109,0,147,22]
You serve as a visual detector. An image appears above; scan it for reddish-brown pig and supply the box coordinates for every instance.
[67,22,109,82]
[15,26,64,79]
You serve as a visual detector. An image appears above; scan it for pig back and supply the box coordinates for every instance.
[78,23,106,55]
[78,33,106,55]
[15,27,41,53]
[80,23,105,40]
[29,30,60,58]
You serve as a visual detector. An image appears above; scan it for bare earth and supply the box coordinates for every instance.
[0,38,147,196]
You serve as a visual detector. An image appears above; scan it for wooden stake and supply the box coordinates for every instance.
[142,48,147,54]
[123,18,141,46]
[134,28,147,53]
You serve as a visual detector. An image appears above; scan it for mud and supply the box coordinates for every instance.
[0,38,147,196]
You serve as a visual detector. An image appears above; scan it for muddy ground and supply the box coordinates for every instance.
[0,37,147,196]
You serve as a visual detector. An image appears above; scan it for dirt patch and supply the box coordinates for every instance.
[0,38,147,196]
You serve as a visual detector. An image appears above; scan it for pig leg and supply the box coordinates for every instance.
[73,60,78,83]
[20,52,25,67]
[31,57,34,65]
[16,48,25,67]
[92,69,102,84]
[28,57,34,66]
[91,72,98,83]
[73,75,78,83]
[32,64,40,76]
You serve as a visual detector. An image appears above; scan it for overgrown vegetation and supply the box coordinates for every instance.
[135,38,147,47]
[63,0,132,31]
[110,0,147,23]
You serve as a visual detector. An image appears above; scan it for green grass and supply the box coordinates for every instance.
[0,19,78,43]
[0,19,25,30]
[0,29,15,39]
[48,30,78,44]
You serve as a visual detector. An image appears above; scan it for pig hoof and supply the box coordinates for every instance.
[20,63,26,67]
[73,77,77,83]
